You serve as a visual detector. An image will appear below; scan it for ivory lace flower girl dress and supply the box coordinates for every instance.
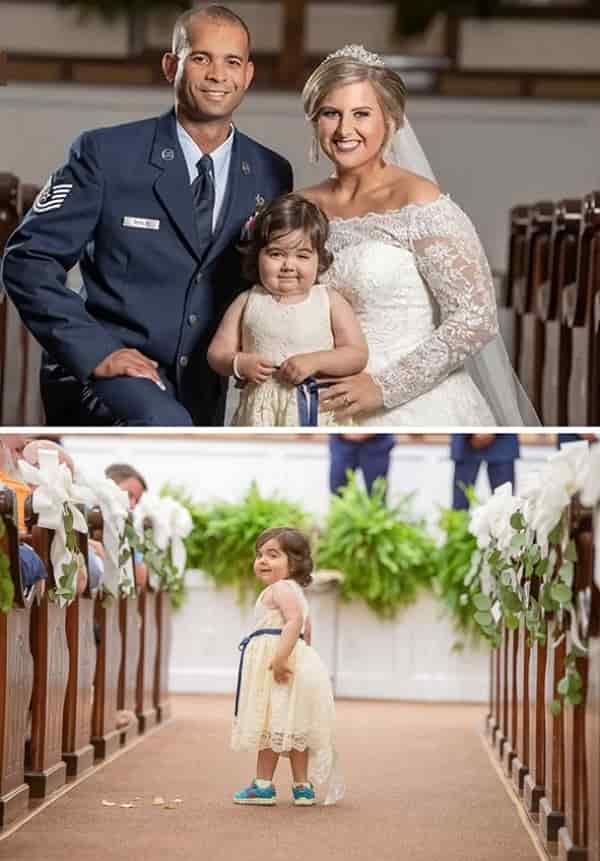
[231,579,344,804]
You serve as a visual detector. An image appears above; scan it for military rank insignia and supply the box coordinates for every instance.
[33,176,73,214]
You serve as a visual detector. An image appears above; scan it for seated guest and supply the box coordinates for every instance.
[0,435,33,529]
[21,439,88,596]
[19,541,48,595]
[1,436,57,598]
[105,463,148,588]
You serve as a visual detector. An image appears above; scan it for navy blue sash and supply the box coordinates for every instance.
[296,377,335,427]
[234,627,304,716]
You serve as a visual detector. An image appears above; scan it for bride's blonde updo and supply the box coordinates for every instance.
[302,46,407,153]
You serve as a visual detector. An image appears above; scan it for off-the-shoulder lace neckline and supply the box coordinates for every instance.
[328,193,451,225]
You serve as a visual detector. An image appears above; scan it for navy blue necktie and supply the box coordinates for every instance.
[191,154,215,245]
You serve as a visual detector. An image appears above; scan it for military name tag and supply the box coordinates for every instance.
[122,216,160,230]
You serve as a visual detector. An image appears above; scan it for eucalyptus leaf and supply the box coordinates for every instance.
[550,699,562,716]
[558,562,574,586]
[510,511,525,531]
[564,540,578,563]
[550,582,572,605]
[548,522,563,546]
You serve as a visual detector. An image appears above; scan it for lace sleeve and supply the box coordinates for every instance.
[371,197,499,409]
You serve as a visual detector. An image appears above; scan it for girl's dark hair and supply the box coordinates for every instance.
[255,526,313,588]
[239,193,333,284]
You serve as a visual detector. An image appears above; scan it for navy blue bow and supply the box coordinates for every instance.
[296,377,335,427]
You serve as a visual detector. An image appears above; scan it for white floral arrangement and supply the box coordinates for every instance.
[465,439,598,711]
[134,493,193,604]
[75,468,135,599]
[18,448,95,607]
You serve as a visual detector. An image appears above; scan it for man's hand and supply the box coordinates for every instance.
[469,434,496,450]
[93,349,165,390]
[236,352,276,384]
[276,353,318,385]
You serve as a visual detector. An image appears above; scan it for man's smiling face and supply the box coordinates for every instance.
[165,15,254,124]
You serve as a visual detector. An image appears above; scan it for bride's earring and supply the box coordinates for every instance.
[309,130,320,165]
[381,123,394,163]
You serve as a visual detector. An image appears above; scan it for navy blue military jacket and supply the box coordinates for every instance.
[1,109,292,423]
[450,434,520,463]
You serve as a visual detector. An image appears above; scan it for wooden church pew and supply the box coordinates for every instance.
[557,499,593,860]
[0,175,43,426]
[62,524,96,777]
[136,580,159,733]
[516,201,555,416]
[564,191,600,425]
[586,507,600,861]
[506,204,532,369]
[0,489,35,827]
[23,512,69,798]
[87,509,122,759]
[539,199,581,426]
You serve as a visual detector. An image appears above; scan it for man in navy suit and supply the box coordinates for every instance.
[329,433,396,498]
[1,5,292,426]
[451,434,520,510]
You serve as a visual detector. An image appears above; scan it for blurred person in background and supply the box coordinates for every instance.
[450,434,519,510]
[105,463,148,588]
[329,433,396,498]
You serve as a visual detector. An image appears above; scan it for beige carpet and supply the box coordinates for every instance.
[0,695,540,861]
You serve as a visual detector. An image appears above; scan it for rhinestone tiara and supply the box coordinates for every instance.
[323,44,385,68]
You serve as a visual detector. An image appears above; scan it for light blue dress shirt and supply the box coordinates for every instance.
[176,121,235,233]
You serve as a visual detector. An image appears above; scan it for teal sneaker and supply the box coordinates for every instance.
[292,782,315,806]
[233,780,276,805]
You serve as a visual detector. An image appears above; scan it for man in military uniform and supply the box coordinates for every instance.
[1,5,292,426]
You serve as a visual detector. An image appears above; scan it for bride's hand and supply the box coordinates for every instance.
[319,373,384,419]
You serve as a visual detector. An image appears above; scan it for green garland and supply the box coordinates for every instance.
[469,508,584,710]
[47,505,84,606]
[0,517,14,614]
[179,482,313,601]
[317,475,437,619]
[125,520,185,610]
[433,507,482,648]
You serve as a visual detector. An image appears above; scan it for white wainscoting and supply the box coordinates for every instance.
[63,435,556,702]
[170,571,491,702]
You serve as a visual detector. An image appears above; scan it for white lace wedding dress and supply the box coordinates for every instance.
[323,194,498,426]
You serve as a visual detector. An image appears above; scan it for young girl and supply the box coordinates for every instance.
[231,527,344,806]
[207,193,368,426]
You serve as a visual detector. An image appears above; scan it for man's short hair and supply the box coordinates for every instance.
[172,5,252,56]
[105,463,148,491]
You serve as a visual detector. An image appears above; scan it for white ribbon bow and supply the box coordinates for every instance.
[134,492,192,584]
[18,448,94,606]
[76,468,134,598]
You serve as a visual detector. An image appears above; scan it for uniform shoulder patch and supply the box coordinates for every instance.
[33,176,73,214]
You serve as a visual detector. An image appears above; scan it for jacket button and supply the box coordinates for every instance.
[188,313,198,326]
[196,273,203,285]
[179,355,189,368]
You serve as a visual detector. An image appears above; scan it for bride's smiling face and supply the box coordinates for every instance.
[316,80,388,170]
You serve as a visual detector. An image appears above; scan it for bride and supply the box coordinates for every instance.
[299,45,537,426]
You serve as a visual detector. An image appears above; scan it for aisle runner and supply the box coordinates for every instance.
[0,696,539,861]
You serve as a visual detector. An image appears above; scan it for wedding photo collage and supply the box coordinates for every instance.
[1,1,600,860]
